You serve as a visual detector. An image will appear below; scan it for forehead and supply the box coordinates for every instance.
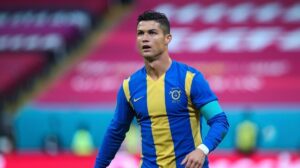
[137,20,162,31]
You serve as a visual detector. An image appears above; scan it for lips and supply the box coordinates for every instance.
[142,45,151,49]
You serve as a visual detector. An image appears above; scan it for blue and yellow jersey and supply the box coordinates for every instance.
[119,60,217,167]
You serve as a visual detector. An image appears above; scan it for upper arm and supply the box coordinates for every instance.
[190,72,217,110]
[111,85,135,126]
[199,100,223,120]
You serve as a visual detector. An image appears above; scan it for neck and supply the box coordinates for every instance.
[144,53,172,80]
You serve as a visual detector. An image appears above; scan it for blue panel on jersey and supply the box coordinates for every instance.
[164,63,196,167]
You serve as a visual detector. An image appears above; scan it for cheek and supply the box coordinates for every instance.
[155,41,165,49]
[136,40,142,48]
[153,39,162,47]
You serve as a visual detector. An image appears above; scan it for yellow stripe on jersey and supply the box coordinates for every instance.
[146,74,176,167]
[185,71,202,148]
[122,77,133,107]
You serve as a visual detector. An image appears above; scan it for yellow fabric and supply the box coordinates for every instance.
[122,77,133,107]
[185,71,201,148]
[147,74,176,167]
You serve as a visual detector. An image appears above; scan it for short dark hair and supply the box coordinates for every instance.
[137,10,170,34]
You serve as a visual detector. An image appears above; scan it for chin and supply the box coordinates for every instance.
[142,53,153,58]
[144,54,156,59]
[143,55,159,62]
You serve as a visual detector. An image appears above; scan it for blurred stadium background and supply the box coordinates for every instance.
[0,0,300,167]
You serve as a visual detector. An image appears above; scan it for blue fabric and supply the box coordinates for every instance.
[203,112,229,152]
[190,70,217,110]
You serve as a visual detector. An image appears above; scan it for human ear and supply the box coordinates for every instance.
[165,34,172,45]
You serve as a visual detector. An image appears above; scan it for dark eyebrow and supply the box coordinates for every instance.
[137,29,157,32]
[148,29,158,32]
[137,28,160,36]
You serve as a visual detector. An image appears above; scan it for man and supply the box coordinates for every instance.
[95,10,229,168]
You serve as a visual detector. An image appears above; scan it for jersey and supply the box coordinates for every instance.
[121,60,217,167]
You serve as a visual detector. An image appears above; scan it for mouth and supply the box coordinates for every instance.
[142,45,151,50]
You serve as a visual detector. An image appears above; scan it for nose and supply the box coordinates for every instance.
[141,34,150,43]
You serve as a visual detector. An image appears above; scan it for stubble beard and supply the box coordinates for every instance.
[142,50,164,63]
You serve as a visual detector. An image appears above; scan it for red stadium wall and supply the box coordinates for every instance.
[33,0,300,106]
[2,151,300,168]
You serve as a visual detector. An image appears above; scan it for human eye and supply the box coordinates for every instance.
[137,31,144,36]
